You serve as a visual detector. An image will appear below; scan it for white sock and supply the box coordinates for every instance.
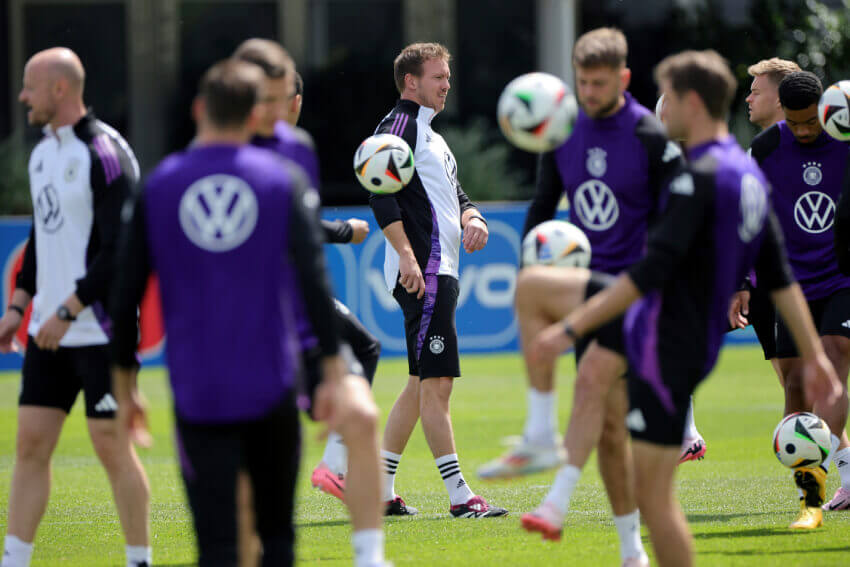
[821,434,841,470]
[126,545,151,567]
[832,447,850,490]
[381,450,401,502]
[544,465,581,516]
[435,453,475,505]
[523,387,558,446]
[322,431,349,476]
[683,396,700,439]
[613,510,646,562]
[352,529,384,567]
[2,536,34,567]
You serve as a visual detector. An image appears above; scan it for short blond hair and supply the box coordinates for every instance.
[393,43,451,95]
[573,28,628,69]
[747,58,801,87]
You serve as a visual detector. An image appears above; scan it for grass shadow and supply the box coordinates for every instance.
[701,545,850,556]
[694,527,802,539]
[687,511,778,523]
[296,518,351,528]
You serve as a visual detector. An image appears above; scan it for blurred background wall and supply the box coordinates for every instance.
[2,0,849,212]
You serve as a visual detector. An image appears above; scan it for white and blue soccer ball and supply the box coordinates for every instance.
[353,133,415,194]
[497,72,578,153]
[818,80,850,142]
[521,220,591,268]
[772,412,832,469]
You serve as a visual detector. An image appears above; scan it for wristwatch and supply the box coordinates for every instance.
[56,305,76,322]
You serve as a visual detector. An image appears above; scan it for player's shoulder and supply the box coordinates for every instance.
[375,99,420,147]
[75,112,139,182]
[749,123,782,162]
[289,125,316,151]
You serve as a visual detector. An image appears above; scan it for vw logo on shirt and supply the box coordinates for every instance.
[179,174,258,252]
[573,180,619,231]
[35,184,64,233]
[738,173,767,243]
[793,191,835,234]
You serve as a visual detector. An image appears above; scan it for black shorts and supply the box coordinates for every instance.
[748,285,777,360]
[393,274,461,380]
[300,342,365,419]
[175,396,300,567]
[775,288,850,358]
[334,299,381,383]
[627,361,704,447]
[575,272,626,364]
[20,337,115,419]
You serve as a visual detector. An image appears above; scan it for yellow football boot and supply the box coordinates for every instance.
[789,499,824,529]
[789,467,827,529]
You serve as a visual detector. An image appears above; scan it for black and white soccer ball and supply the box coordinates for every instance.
[818,80,850,142]
[497,72,578,153]
[353,133,415,194]
[772,412,832,469]
[522,220,591,268]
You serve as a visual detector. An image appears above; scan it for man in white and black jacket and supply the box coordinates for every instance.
[368,42,507,519]
[0,48,151,567]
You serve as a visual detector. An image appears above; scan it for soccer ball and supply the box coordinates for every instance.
[818,80,850,142]
[772,412,832,469]
[522,220,591,268]
[497,72,578,153]
[353,133,415,194]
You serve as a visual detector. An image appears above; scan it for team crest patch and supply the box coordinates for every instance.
[429,335,445,355]
[802,161,823,186]
[64,157,81,183]
[586,147,607,178]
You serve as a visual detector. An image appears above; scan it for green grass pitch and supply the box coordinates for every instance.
[1,347,849,565]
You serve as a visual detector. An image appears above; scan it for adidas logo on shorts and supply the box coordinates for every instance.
[842,320,850,330]
[626,409,647,432]
[94,394,118,413]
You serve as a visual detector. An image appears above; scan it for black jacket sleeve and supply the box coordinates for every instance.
[368,111,418,229]
[109,187,151,369]
[289,177,339,357]
[754,208,796,292]
[834,150,850,274]
[322,219,353,243]
[457,183,476,216]
[629,170,710,294]
[522,152,562,238]
[749,124,781,166]
[635,115,686,202]
[75,159,134,306]
[15,224,36,296]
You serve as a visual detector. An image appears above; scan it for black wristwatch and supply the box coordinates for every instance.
[56,305,77,322]
[467,215,487,226]
[563,322,579,341]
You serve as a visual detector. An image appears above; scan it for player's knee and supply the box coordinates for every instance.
[515,267,548,314]
[419,378,452,410]
[15,427,55,465]
[574,368,610,405]
[88,423,129,472]
[599,414,628,453]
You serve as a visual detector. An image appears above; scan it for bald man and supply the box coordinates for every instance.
[0,48,151,567]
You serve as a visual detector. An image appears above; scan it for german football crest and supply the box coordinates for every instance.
[802,161,823,186]
[586,147,607,178]
[429,335,445,355]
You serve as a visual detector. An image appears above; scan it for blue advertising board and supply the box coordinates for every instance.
[0,204,757,371]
